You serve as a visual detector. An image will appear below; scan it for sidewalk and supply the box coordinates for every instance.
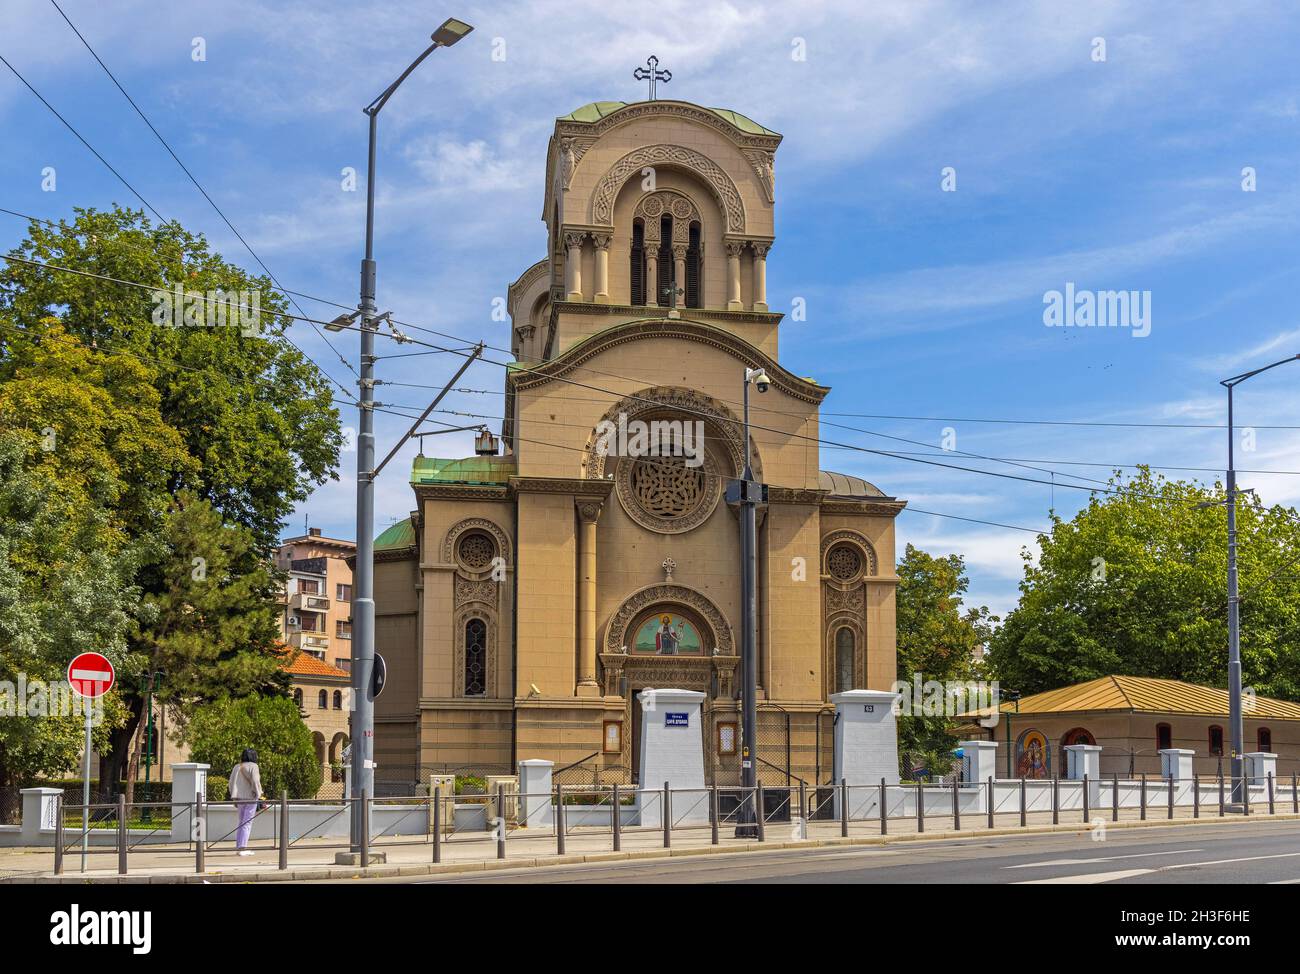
[4,807,1295,884]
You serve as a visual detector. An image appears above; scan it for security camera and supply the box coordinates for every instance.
[747,367,771,393]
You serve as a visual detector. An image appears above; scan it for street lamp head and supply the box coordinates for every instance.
[432,18,474,47]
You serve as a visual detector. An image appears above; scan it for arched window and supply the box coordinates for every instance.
[1156,723,1172,751]
[464,619,488,696]
[333,690,343,710]
[1258,727,1272,752]
[630,219,645,305]
[293,687,303,709]
[317,689,327,709]
[1209,725,1224,756]
[834,627,855,693]
[656,215,672,303]
[686,222,702,308]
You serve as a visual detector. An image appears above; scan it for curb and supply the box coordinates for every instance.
[9,811,1299,884]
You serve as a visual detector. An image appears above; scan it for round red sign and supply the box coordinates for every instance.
[67,652,115,698]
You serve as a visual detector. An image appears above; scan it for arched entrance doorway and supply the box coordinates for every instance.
[1058,727,1096,778]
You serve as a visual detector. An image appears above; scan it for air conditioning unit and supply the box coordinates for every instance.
[288,615,300,627]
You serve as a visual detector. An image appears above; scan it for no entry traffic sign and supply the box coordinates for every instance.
[67,652,115,698]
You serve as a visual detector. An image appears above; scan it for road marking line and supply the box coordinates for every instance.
[1006,849,1201,869]
[1168,851,1300,869]
[1016,868,1154,885]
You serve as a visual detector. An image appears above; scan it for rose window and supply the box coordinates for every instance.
[457,532,495,570]
[827,544,863,581]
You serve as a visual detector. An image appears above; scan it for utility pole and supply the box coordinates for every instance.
[1217,354,1300,808]
[731,366,769,837]
[346,18,473,853]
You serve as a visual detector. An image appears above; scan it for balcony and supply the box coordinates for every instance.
[289,632,330,652]
[291,592,331,612]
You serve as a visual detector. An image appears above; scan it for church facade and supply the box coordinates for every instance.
[372,97,905,788]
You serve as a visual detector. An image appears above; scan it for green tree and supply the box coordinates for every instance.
[187,694,322,799]
[986,467,1300,700]
[0,207,341,790]
[894,544,995,776]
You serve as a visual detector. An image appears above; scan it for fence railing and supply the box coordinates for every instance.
[39,768,1300,877]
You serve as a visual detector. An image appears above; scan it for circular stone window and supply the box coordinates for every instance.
[618,451,721,535]
[827,543,863,582]
[457,531,496,571]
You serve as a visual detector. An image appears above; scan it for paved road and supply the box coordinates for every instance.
[347,819,1300,884]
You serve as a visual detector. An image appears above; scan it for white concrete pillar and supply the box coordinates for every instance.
[20,787,61,843]
[831,690,900,818]
[638,688,707,827]
[518,759,554,828]
[1244,751,1278,787]
[593,233,611,303]
[1159,748,1194,781]
[564,231,585,301]
[752,242,770,311]
[1065,744,1101,780]
[958,740,999,783]
[725,241,744,311]
[170,762,209,842]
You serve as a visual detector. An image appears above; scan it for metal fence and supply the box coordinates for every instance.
[41,768,1300,878]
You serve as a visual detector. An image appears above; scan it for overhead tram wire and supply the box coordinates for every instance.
[6,251,1290,520]
[356,399,1049,536]
[0,51,359,402]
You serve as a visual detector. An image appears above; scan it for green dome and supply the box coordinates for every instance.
[558,100,778,137]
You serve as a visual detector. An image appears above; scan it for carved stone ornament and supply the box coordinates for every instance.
[604,584,734,655]
[590,144,747,232]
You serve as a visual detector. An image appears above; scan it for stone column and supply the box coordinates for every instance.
[592,233,611,304]
[564,230,585,302]
[638,689,708,827]
[752,242,770,312]
[576,500,602,696]
[644,236,659,306]
[671,244,688,312]
[725,241,744,311]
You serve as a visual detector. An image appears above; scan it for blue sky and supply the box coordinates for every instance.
[2,0,1298,619]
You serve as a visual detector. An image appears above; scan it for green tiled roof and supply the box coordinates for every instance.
[558,101,779,137]
[374,517,415,551]
[411,455,515,487]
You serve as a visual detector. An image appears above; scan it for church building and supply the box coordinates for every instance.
[372,93,906,788]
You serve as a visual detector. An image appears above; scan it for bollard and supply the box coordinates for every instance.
[986,776,994,829]
[1194,777,1200,819]
[799,779,807,829]
[1219,774,1225,817]
[952,776,960,831]
[1293,773,1299,815]
[1052,774,1059,825]
[1082,774,1090,823]
[432,785,442,863]
[1244,774,1251,816]
[1019,777,1026,827]
[756,782,766,842]
[1268,773,1275,815]
[840,778,849,837]
[916,780,924,833]
[1139,774,1146,821]
[496,784,506,859]
[361,789,370,868]
[196,792,205,873]
[663,782,671,849]
[878,778,887,836]
[117,794,128,876]
[1167,775,1174,819]
[556,784,566,855]
[709,785,719,846]
[53,794,64,876]
[278,791,289,871]
[613,783,622,852]
[1112,773,1119,822]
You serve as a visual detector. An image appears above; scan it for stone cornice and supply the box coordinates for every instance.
[509,476,614,497]
[551,300,782,325]
[414,483,513,503]
[507,258,549,321]
[374,546,417,563]
[821,499,908,517]
[517,317,828,405]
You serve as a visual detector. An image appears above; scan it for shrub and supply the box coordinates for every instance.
[186,695,321,799]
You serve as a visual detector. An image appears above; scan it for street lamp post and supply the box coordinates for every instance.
[1219,354,1300,807]
[349,17,473,852]
[731,366,769,837]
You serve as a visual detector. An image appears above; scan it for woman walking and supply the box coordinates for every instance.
[229,748,264,856]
